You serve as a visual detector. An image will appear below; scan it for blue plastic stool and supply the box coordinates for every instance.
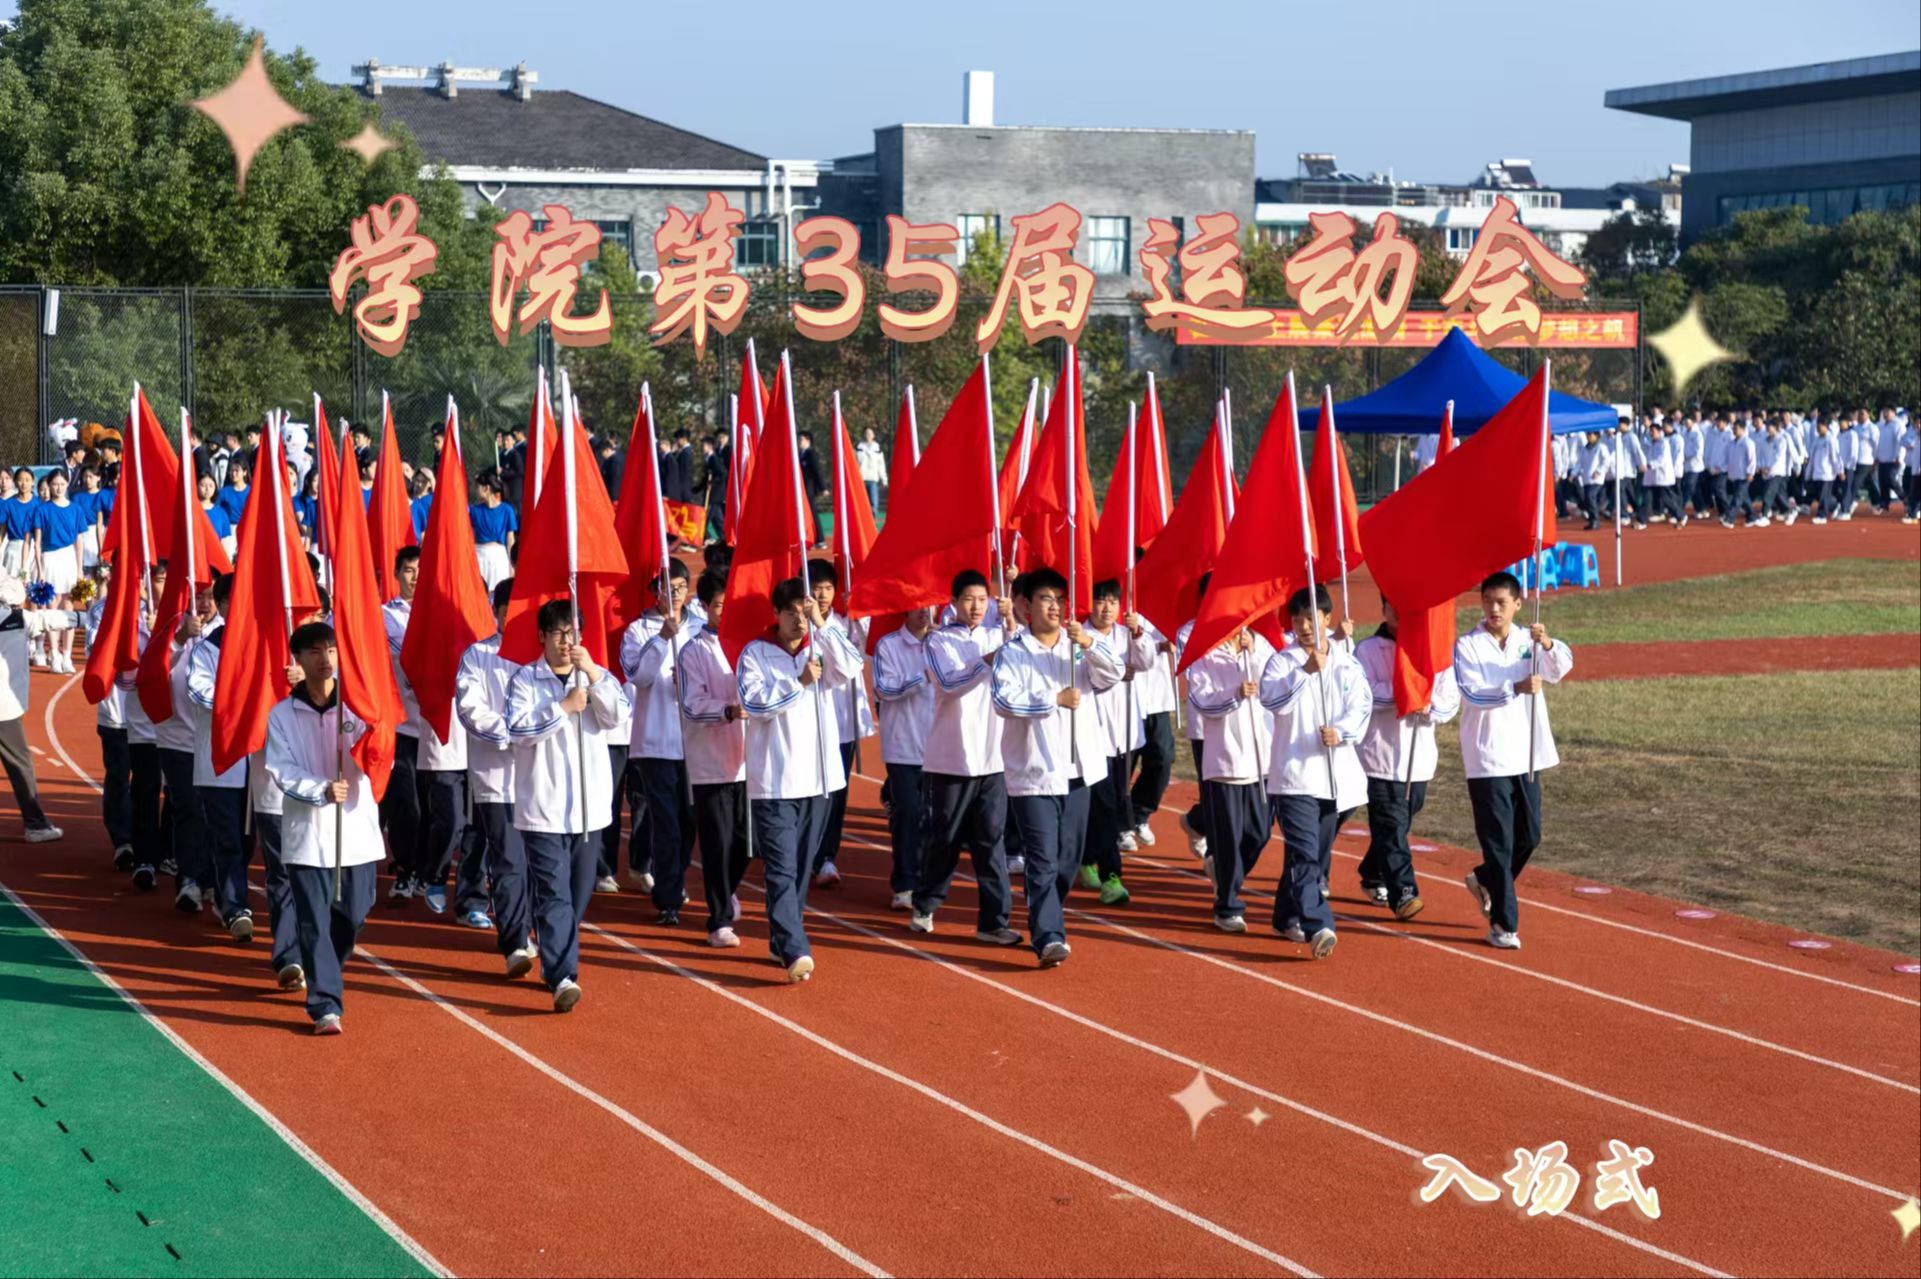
[1538,552,1562,591]
[1560,542,1600,589]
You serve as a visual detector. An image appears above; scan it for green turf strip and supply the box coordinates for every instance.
[0,892,431,1278]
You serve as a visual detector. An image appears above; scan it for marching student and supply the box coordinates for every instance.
[0,574,61,843]
[1455,571,1574,950]
[595,670,636,895]
[677,569,751,947]
[737,577,863,982]
[1901,411,1919,524]
[1259,585,1370,960]
[1354,599,1461,921]
[909,570,1019,946]
[1722,419,1759,527]
[1874,408,1905,515]
[1576,431,1612,530]
[1174,574,1211,863]
[873,605,937,910]
[1183,622,1278,932]
[263,621,382,1035]
[992,567,1119,966]
[178,574,258,944]
[1840,412,1877,519]
[152,586,213,917]
[620,558,699,924]
[456,579,536,978]
[83,573,133,867]
[379,551,425,904]
[1806,418,1844,523]
[805,559,876,889]
[118,561,168,890]
[506,599,626,1011]
[1079,579,1155,905]
[1125,553,1178,854]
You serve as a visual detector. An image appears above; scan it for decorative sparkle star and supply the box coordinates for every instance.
[191,35,309,194]
[1648,298,1734,399]
[1170,1070,1226,1139]
[1895,1197,1920,1243]
[1245,1107,1270,1128]
[339,121,395,167]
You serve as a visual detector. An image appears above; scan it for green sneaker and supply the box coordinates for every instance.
[1098,876,1131,906]
[1078,864,1102,891]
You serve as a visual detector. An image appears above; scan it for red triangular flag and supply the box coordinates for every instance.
[1092,406,1140,585]
[866,387,923,651]
[1392,400,1460,716]
[368,393,417,601]
[1180,374,1318,673]
[845,360,999,619]
[830,393,879,602]
[312,395,342,561]
[608,384,673,629]
[1307,385,1364,584]
[718,354,812,662]
[1137,373,1173,550]
[135,409,234,724]
[210,416,322,775]
[1134,404,1236,641]
[400,399,495,744]
[1361,368,1556,616]
[723,340,768,545]
[85,385,174,704]
[527,366,559,511]
[333,409,407,797]
[1011,347,1097,615]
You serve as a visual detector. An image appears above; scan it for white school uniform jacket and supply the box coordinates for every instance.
[921,622,1007,777]
[1850,425,1878,468]
[873,627,935,767]
[736,626,859,801]
[184,624,248,788]
[1353,633,1460,784]
[1875,419,1903,463]
[1682,424,1706,473]
[152,630,197,754]
[1726,434,1757,481]
[1704,426,1730,472]
[1184,635,1278,785]
[1412,433,1439,474]
[1131,617,1177,717]
[264,689,382,868]
[84,601,125,730]
[1576,442,1613,485]
[991,629,1121,796]
[506,662,624,834]
[821,612,877,745]
[676,630,747,786]
[1258,644,1370,808]
[1645,443,1676,487]
[1901,424,1919,473]
[383,599,467,769]
[1807,434,1843,482]
[1084,621,1155,757]
[1453,625,1574,780]
[1175,619,1204,741]
[455,634,516,805]
[621,610,701,760]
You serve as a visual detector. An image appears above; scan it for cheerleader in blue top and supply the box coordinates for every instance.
[198,471,236,552]
[409,471,434,540]
[469,472,517,592]
[1,466,38,580]
[72,466,107,569]
[215,456,251,525]
[33,470,89,673]
[292,470,320,547]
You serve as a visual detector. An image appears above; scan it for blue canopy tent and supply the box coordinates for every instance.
[1295,327,1619,437]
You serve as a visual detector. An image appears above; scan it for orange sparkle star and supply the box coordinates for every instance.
[340,121,395,167]
[191,35,309,194]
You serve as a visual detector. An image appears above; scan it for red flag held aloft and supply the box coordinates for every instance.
[608,384,673,631]
[527,366,559,510]
[830,393,879,602]
[723,340,768,544]
[866,387,923,651]
[1391,400,1460,716]
[400,399,495,744]
[844,359,999,620]
[312,395,342,561]
[1132,405,1237,642]
[996,379,1038,573]
[1361,367,1556,617]
[135,410,235,724]
[368,393,417,602]
[84,385,174,705]
[1180,374,1318,673]
[1137,373,1173,549]
[332,407,407,798]
[718,353,813,662]
[1307,385,1364,584]
[1011,347,1096,616]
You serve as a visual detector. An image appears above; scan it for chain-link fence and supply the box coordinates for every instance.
[1,283,1639,508]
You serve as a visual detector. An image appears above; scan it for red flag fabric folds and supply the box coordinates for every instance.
[1137,374,1173,549]
[135,411,234,724]
[85,386,178,704]
[608,386,672,631]
[1011,348,1096,615]
[830,394,878,599]
[312,396,342,561]
[400,402,495,744]
[1307,385,1364,583]
[1132,406,1236,642]
[1391,402,1461,717]
[996,380,1038,573]
[368,395,417,602]
[332,410,407,797]
[718,355,812,662]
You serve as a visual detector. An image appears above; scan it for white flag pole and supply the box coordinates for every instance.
[980,355,1004,598]
[557,368,589,831]
[1326,386,1351,628]
[1284,371,1338,795]
[1530,364,1551,784]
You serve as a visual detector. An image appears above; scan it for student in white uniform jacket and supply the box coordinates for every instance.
[677,569,750,946]
[457,580,535,977]
[806,559,876,888]
[1353,602,1460,919]
[992,567,1120,966]
[1259,586,1370,959]
[1079,581,1156,903]
[1184,625,1277,931]
[1125,605,1178,849]
[620,560,699,922]
[737,578,860,982]
[84,593,133,865]
[1455,570,1574,949]
[263,621,382,1035]
[506,599,626,1012]
[873,607,937,909]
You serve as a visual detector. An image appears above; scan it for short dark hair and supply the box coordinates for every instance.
[696,567,728,607]
[807,558,836,588]
[210,571,234,606]
[1019,567,1067,600]
[492,578,515,610]
[771,577,809,613]
[395,546,421,573]
[704,544,734,574]
[1480,570,1524,600]
[666,559,690,583]
[1286,584,1333,620]
[950,569,989,598]
[1092,579,1121,603]
[290,621,334,654]
[535,599,575,635]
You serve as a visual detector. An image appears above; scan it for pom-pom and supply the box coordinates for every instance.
[26,580,56,606]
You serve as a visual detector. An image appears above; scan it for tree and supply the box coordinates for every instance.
[1578,208,1679,287]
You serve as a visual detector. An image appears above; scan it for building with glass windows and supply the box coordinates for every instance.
[1606,51,1920,240]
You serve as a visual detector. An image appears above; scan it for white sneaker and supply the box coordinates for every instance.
[908,912,936,934]
[708,927,741,948]
[1310,928,1338,959]
[23,825,63,844]
[1368,885,1389,905]
[1201,854,1215,882]
[504,945,537,979]
[1134,823,1157,846]
[593,876,620,894]
[812,863,842,889]
[785,955,815,983]
[1785,509,1800,526]
[553,978,582,1012]
[1465,871,1492,918]
[1812,516,1828,524]
[1487,927,1522,951]
[1039,941,1071,968]
[630,871,656,893]
[276,963,306,991]
[1753,516,1771,527]
[1179,810,1208,859]
[313,1013,342,1036]
[1006,855,1026,877]
[1213,914,1247,933]
[889,891,913,911]
[1118,831,1138,852]
[1277,922,1307,943]
[974,926,1022,946]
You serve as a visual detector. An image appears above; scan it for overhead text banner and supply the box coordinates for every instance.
[1176,310,1640,349]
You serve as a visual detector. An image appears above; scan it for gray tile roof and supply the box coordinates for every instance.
[364,87,766,171]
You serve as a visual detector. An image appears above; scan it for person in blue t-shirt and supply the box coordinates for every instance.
[291,470,319,547]
[32,470,90,672]
[215,456,251,525]
[197,471,235,547]
[1,467,38,580]
[70,466,108,569]
[409,471,434,540]
[469,472,517,592]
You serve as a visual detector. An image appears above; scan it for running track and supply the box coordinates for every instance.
[5,667,1917,1277]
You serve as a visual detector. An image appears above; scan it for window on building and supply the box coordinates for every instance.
[737,218,782,269]
[592,219,633,258]
[956,213,1000,265]
[1445,227,1478,253]
[1087,215,1130,275]
[1717,182,1921,226]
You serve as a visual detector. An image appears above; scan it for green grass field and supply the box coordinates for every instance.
[1457,558,1920,645]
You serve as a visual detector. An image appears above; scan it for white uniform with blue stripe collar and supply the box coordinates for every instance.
[455,633,517,805]
[676,630,746,786]
[1452,624,1574,779]
[990,629,1119,797]
[1258,644,1370,807]
[1353,633,1460,783]
[920,622,1006,777]
[184,623,248,788]
[872,627,934,767]
[819,611,876,744]
[264,689,382,869]
[1184,634,1278,784]
[620,610,701,760]
[505,660,623,833]
[736,626,859,801]
[1082,620,1154,756]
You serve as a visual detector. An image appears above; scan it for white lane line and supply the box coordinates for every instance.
[705,861,1726,1278]
[30,744,44,756]
[581,922,1320,1278]
[43,675,99,793]
[357,948,889,1279]
[0,880,452,1278]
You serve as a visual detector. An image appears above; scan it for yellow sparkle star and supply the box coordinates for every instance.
[1894,1196,1920,1243]
[1170,1070,1226,1139]
[339,121,395,167]
[191,35,309,195]
[1648,297,1734,399]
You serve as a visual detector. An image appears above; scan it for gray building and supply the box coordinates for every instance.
[1606,51,1920,239]
[817,72,1255,286]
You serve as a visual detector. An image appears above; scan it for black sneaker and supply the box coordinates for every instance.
[387,874,415,904]
[113,845,135,872]
[656,909,680,926]
[131,864,157,892]
[158,857,179,878]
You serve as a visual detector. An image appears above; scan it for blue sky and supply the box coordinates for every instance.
[15,0,1920,184]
